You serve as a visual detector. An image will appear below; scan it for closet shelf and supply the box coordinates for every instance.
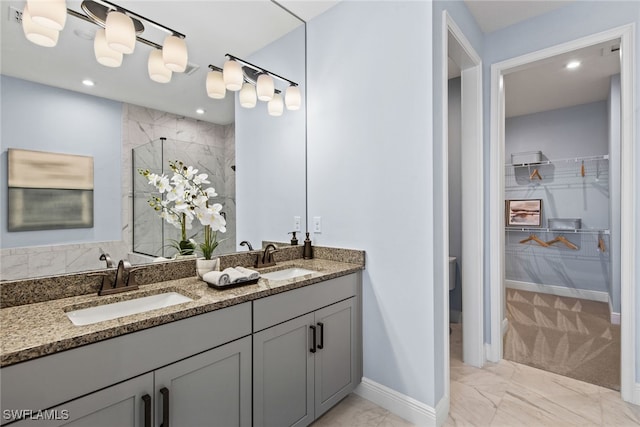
[505,227,610,235]
[505,154,609,168]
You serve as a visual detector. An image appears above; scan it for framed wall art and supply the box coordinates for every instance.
[506,199,542,227]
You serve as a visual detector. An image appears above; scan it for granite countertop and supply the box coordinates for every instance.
[1,258,363,367]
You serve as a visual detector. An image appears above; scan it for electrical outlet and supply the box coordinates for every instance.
[293,216,301,232]
[313,216,322,233]
[9,6,22,23]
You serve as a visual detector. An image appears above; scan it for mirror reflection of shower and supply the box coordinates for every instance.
[132,136,236,258]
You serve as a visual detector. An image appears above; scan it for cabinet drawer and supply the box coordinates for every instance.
[1,302,251,423]
[253,274,358,332]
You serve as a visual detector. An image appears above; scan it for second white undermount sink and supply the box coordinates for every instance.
[261,267,317,281]
[66,292,193,326]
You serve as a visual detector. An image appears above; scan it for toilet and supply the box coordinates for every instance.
[449,257,457,290]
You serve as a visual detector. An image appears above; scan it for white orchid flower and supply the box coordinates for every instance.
[193,173,210,185]
[205,187,218,198]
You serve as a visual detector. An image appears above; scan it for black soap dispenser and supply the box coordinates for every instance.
[289,231,298,246]
[303,232,313,259]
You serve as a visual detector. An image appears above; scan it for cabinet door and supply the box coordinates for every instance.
[253,313,315,427]
[10,373,153,427]
[314,298,357,418]
[154,336,251,427]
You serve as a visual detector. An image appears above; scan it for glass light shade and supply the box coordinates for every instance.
[285,85,301,110]
[27,0,66,31]
[162,35,188,73]
[239,83,257,108]
[256,74,274,101]
[105,11,135,54]
[22,6,59,47]
[206,70,226,99]
[148,49,172,83]
[93,28,122,67]
[223,60,243,91]
[267,93,284,117]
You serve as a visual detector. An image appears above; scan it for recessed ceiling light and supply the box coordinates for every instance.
[82,79,95,87]
[566,61,581,70]
[196,108,205,115]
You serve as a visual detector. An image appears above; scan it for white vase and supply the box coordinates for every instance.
[196,258,219,279]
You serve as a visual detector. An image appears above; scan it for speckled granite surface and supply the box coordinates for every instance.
[1,255,364,367]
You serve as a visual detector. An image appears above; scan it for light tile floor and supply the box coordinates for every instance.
[313,324,640,426]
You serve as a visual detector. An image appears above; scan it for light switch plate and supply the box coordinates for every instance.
[293,216,301,232]
[313,216,322,233]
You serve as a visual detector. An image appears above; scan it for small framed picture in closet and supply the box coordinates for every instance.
[506,199,542,227]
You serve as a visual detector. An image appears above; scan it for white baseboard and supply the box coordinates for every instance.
[505,280,609,303]
[608,299,621,325]
[354,377,448,426]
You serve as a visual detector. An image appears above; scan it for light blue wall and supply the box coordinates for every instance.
[504,102,610,293]
[482,0,640,380]
[0,76,122,248]
[308,1,437,406]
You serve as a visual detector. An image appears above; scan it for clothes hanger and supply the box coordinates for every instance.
[529,168,542,180]
[598,235,606,252]
[519,234,549,247]
[546,235,579,250]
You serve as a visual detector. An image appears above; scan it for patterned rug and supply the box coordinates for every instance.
[504,288,620,390]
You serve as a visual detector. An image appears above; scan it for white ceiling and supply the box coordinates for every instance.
[504,40,620,117]
[0,1,325,124]
[454,0,620,117]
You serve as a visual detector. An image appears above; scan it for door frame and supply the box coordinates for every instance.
[441,10,484,400]
[488,24,637,403]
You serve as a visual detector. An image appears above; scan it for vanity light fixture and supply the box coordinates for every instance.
[566,60,581,70]
[27,0,67,31]
[94,28,123,67]
[148,49,172,83]
[256,74,275,102]
[209,54,300,116]
[239,82,257,108]
[22,5,60,47]
[21,0,189,83]
[223,59,244,91]
[206,65,226,99]
[267,92,284,117]
[104,10,135,54]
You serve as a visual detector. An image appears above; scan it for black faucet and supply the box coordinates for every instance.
[240,240,254,251]
[98,260,139,296]
[255,244,278,268]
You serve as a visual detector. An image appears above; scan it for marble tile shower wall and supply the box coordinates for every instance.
[0,105,235,281]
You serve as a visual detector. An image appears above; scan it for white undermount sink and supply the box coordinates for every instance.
[261,267,317,281]
[66,292,193,326]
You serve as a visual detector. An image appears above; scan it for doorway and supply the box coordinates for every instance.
[488,25,636,402]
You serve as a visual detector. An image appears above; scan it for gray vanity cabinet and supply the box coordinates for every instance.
[253,280,359,427]
[253,313,316,427]
[10,373,153,427]
[154,336,252,427]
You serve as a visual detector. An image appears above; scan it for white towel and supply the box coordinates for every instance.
[202,271,230,287]
[235,266,260,280]
[223,267,248,283]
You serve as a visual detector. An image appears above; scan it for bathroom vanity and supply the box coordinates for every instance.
[0,249,364,427]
